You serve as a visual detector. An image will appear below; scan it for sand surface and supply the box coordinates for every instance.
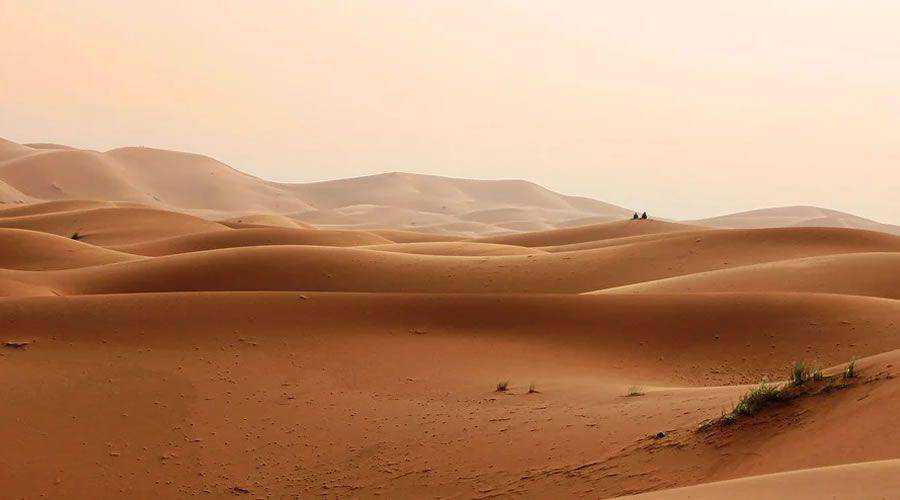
[1,136,898,498]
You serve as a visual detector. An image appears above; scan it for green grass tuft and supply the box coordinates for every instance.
[790,361,811,386]
[732,381,785,416]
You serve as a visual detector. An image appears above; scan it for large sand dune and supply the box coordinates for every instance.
[2,292,898,497]
[1,136,898,498]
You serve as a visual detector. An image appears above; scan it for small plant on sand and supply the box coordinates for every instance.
[789,361,811,386]
[70,232,82,241]
[626,385,644,397]
[496,380,510,392]
[811,366,825,381]
[527,382,539,394]
[844,358,857,379]
[732,381,784,417]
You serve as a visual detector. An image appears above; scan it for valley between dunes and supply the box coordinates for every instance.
[0,138,898,498]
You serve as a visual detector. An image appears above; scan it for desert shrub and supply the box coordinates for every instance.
[496,380,509,392]
[790,361,811,386]
[733,381,784,416]
[627,385,644,397]
[844,358,857,379]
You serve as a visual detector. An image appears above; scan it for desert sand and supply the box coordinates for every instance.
[0,137,898,498]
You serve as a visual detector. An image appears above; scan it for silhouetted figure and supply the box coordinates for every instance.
[632,212,639,220]
[640,212,648,220]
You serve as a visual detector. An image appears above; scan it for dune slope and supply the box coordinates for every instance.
[13,227,897,295]
[597,252,900,299]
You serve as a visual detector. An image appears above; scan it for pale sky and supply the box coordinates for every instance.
[2,1,899,223]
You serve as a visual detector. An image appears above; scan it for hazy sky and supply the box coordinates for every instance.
[2,1,899,222]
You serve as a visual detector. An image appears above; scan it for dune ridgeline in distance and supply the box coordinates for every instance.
[1,135,899,498]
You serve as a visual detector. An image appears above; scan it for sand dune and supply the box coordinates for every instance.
[364,241,545,256]
[10,227,896,295]
[368,228,465,243]
[625,460,900,499]
[0,138,640,234]
[475,219,703,247]
[284,171,630,217]
[0,228,140,270]
[1,292,897,497]
[0,199,129,217]
[0,144,311,215]
[0,205,228,245]
[219,214,313,229]
[597,252,900,299]
[693,205,900,235]
[0,137,38,161]
[111,227,393,256]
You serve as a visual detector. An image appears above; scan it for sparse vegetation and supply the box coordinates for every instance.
[732,381,784,416]
[527,382,538,394]
[703,357,864,429]
[496,380,509,392]
[844,358,857,379]
[70,232,82,240]
[789,361,810,386]
[626,385,644,397]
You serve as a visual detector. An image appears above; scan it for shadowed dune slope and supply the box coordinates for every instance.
[0,229,140,270]
[625,460,900,499]
[0,206,228,245]
[111,227,393,256]
[12,227,899,295]
[474,219,704,247]
[597,252,900,299]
